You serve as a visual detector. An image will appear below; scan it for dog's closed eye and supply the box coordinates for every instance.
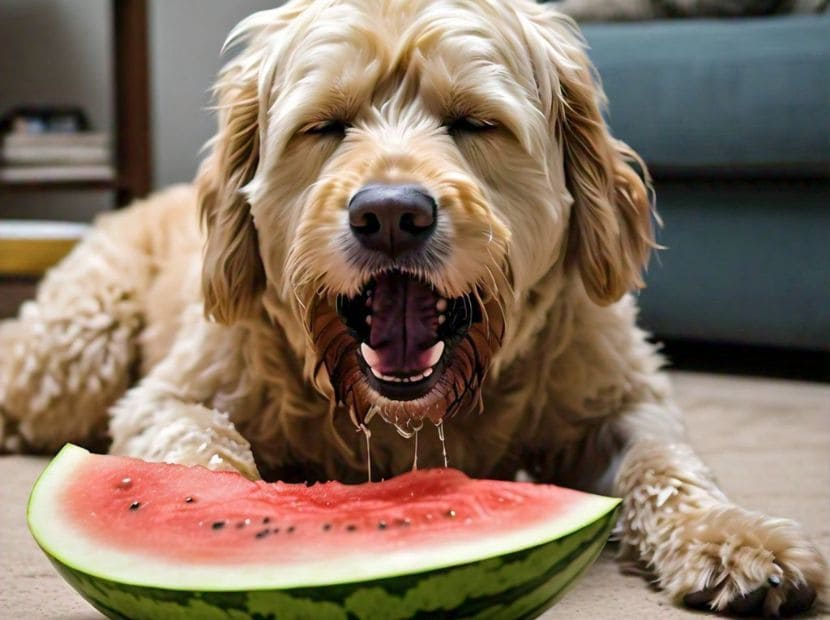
[301,119,349,138]
[447,117,498,136]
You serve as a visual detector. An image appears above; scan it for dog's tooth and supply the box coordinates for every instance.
[402,377,411,383]
[436,298,448,312]
[360,343,381,367]
[437,315,446,325]
[424,341,445,367]
[409,372,424,382]
[370,366,384,380]
[422,368,433,378]
[365,315,372,325]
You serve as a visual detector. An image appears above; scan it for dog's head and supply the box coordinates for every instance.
[198,0,653,432]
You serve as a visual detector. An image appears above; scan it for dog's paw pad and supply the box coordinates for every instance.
[683,576,817,618]
[778,582,818,617]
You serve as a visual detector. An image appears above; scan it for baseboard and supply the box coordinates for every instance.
[655,337,830,383]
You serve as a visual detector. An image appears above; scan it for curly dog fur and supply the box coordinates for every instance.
[0,0,825,615]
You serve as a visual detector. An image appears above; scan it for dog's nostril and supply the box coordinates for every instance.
[348,184,437,258]
[352,212,381,235]
[400,211,433,235]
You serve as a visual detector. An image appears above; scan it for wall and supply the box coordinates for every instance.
[150,0,280,188]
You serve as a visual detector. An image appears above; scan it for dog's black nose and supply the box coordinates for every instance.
[348,184,436,258]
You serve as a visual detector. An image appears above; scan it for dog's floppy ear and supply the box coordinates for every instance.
[559,58,654,306]
[198,30,267,324]
[522,8,655,305]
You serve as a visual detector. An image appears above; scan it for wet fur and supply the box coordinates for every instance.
[0,0,825,615]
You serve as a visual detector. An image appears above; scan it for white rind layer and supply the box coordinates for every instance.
[28,445,619,591]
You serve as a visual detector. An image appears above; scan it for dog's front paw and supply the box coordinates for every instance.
[659,505,826,617]
[112,403,260,480]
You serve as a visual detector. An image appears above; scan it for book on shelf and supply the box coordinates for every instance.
[0,164,114,183]
[1,132,110,166]
[3,132,108,147]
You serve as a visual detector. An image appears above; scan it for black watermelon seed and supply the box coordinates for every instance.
[129,501,140,511]
[346,524,357,532]
[397,518,411,527]
[378,521,387,530]
[211,521,225,530]
[446,509,456,518]
[322,523,332,531]
[271,528,280,534]
[255,529,270,539]
[286,526,296,533]
[262,517,271,524]
[184,496,194,503]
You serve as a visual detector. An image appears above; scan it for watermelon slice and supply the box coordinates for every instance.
[28,444,619,619]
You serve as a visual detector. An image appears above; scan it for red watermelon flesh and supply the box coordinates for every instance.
[66,450,592,566]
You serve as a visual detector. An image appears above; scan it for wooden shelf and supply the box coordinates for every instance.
[113,0,151,206]
[0,0,150,207]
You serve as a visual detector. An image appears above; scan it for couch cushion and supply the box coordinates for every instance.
[637,179,830,350]
[582,16,830,176]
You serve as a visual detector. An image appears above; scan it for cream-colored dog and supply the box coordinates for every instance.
[0,0,825,615]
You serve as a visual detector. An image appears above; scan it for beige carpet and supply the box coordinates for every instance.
[1,371,828,619]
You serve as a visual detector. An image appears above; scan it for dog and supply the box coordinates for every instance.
[0,0,825,615]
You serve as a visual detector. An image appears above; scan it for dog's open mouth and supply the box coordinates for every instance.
[336,271,482,402]
[311,270,502,428]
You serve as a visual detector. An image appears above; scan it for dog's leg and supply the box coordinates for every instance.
[108,303,259,480]
[0,211,152,453]
[611,404,827,617]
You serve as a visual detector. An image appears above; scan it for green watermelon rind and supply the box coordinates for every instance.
[28,444,620,618]
[45,511,615,620]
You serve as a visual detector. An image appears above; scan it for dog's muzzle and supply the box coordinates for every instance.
[310,184,502,428]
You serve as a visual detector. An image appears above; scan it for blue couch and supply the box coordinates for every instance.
[582,15,830,350]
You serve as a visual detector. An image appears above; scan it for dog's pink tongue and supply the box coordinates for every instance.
[368,273,439,374]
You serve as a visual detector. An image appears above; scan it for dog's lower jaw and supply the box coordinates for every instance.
[615,440,827,617]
